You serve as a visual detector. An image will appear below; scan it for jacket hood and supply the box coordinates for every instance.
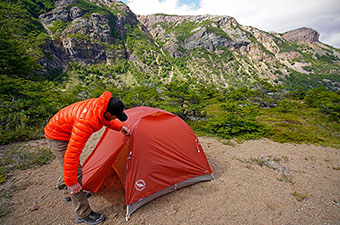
[98,91,113,122]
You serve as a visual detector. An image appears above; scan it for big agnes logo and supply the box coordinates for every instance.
[135,179,146,191]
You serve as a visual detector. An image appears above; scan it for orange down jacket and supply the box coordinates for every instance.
[44,91,123,186]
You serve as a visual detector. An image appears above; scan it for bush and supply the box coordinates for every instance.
[203,100,267,140]
[0,75,78,144]
[203,111,267,140]
[274,99,302,113]
[162,80,207,119]
[0,0,53,79]
[304,88,340,121]
[0,129,36,146]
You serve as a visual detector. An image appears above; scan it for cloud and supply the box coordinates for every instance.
[322,32,340,48]
[124,0,340,48]
[125,0,197,15]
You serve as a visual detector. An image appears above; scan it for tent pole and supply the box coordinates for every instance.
[126,205,130,221]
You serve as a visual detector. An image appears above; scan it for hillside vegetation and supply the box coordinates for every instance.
[0,0,339,149]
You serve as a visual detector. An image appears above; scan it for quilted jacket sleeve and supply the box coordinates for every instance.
[105,119,123,131]
[63,119,94,186]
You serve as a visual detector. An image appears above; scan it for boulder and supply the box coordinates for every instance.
[282,27,320,43]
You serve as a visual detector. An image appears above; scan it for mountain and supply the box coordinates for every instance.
[1,0,340,146]
[137,14,340,90]
[28,0,340,90]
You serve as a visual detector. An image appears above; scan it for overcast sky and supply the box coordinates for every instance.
[120,0,340,48]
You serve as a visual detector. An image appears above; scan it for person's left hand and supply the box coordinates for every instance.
[120,126,130,136]
[68,182,82,194]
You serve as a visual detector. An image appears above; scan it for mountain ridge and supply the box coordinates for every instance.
[1,0,339,90]
[33,0,340,90]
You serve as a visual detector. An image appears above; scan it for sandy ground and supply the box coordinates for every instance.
[1,128,340,225]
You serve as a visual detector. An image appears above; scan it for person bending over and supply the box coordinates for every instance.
[44,91,130,225]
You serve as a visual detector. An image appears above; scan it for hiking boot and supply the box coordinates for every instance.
[62,189,71,202]
[62,196,72,202]
[84,191,92,199]
[62,191,92,202]
[75,211,105,225]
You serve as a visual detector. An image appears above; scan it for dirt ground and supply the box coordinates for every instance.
[1,128,340,225]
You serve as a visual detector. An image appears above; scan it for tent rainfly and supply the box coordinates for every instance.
[82,106,213,220]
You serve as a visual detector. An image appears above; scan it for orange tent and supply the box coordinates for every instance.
[82,106,213,220]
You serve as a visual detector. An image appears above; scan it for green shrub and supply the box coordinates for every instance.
[206,27,231,40]
[203,111,267,140]
[277,40,299,53]
[274,99,302,113]
[49,20,71,38]
[0,0,52,80]
[304,88,340,121]
[0,129,36,146]
[203,101,267,140]
[0,75,79,144]
[168,21,196,43]
[288,88,308,100]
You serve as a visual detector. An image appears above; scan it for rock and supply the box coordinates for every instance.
[164,40,181,58]
[69,6,82,20]
[63,13,114,43]
[333,200,340,207]
[28,205,40,211]
[261,156,292,181]
[54,0,77,8]
[243,26,280,55]
[39,0,77,25]
[38,0,139,68]
[38,40,69,74]
[138,14,250,55]
[282,27,320,43]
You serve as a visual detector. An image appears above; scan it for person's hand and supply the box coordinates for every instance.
[120,126,130,136]
[68,182,82,194]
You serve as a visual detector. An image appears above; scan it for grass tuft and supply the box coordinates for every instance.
[0,144,55,184]
[291,191,307,202]
[0,205,11,218]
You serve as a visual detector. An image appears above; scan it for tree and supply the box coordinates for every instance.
[162,80,207,119]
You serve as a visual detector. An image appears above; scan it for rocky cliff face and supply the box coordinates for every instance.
[37,0,340,90]
[138,14,250,58]
[137,14,339,89]
[39,0,138,71]
[282,27,320,43]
